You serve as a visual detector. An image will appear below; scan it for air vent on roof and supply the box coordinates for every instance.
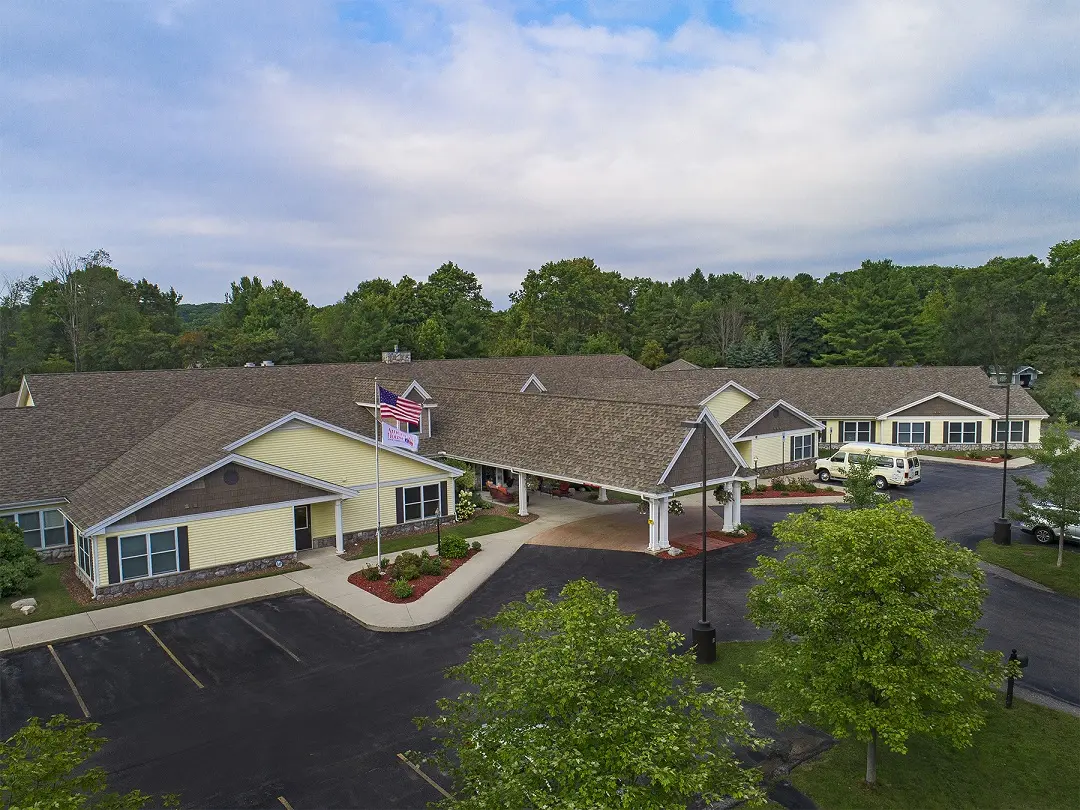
[382,344,412,364]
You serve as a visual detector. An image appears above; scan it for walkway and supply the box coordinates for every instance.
[527,501,728,553]
[0,498,608,652]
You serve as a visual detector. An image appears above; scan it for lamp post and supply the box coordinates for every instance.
[436,508,442,556]
[991,373,1013,545]
[682,418,716,664]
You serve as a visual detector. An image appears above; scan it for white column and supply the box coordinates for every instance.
[597,486,609,503]
[723,482,735,531]
[658,496,670,549]
[648,497,662,551]
[335,499,344,553]
[731,484,742,528]
[518,474,529,517]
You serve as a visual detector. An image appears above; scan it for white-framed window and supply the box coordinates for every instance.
[77,530,94,579]
[895,422,926,444]
[948,422,978,444]
[401,415,421,435]
[842,421,872,442]
[994,420,1025,442]
[403,484,441,521]
[791,434,814,461]
[119,529,179,581]
[2,508,68,549]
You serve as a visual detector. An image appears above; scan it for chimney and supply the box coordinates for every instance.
[382,346,412,364]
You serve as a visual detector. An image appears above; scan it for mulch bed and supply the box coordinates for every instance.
[348,549,479,603]
[659,531,759,560]
[743,488,840,499]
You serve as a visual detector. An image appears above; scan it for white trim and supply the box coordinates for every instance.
[101,494,343,535]
[744,426,819,441]
[84,453,355,535]
[519,374,548,393]
[402,380,432,401]
[0,498,68,513]
[16,377,33,407]
[439,453,663,499]
[350,472,453,492]
[877,392,997,419]
[696,380,758,406]
[117,527,180,583]
[729,399,825,440]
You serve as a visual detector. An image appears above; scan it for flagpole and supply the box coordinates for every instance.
[374,377,382,565]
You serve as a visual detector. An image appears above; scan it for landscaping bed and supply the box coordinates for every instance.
[977,539,1080,598]
[920,449,1029,463]
[744,487,840,499]
[661,530,759,559]
[348,548,480,603]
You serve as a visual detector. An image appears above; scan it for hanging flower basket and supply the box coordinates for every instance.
[668,498,684,515]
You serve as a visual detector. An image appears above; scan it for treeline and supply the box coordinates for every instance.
[2,242,1078,414]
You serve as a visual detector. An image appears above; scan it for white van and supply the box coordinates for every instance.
[815,442,921,490]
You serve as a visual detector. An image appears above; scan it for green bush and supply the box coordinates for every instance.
[799,480,818,493]
[442,533,469,559]
[0,520,43,598]
[741,481,753,495]
[396,564,421,581]
[668,498,684,515]
[394,551,422,570]
[390,579,414,599]
[379,557,390,570]
[771,476,788,491]
[420,556,443,576]
[456,492,477,521]
[754,483,769,493]
[360,565,382,581]
[470,540,482,551]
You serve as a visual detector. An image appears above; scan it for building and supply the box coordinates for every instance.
[1,356,1047,596]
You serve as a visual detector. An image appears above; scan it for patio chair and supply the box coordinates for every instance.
[554,481,571,498]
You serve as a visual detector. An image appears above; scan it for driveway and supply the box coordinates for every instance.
[525,501,728,552]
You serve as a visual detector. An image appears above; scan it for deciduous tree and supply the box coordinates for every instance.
[1012,419,1080,567]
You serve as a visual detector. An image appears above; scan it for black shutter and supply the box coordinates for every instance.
[106,536,120,584]
[176,526,190,571]
[1023,421,1029,442]
[395,487,405,523]
[892,423,898,443]
[924,422,931,445]
[976,422,982,444]
[66,520,74,546]
[440,481,448,516]
[870,422,876,442]
[943,421,950,444]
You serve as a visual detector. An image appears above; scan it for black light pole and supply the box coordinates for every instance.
[992,374,1012,545]
[436,508,442,556]
[683,418,716,664]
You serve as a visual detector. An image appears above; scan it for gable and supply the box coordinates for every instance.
[110,462,328,527]
[235,420,444,486]
[704,388,754,424]
[662,428,742,488]
[891,396,986,418]
[741,404,819,436]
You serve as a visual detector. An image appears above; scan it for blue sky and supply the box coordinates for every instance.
[1,0,1077,307]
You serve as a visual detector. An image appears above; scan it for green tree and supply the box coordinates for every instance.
[0,519,42,598]
[441,458,476,494]
[416,580,765,809]
[843,455,891,508]
[1012,419,1080,568]
[1,714,175,809]
[747,501,1006,786]
[638,339,667,369]
[415,316,448,359]
[1031,370,1080,423]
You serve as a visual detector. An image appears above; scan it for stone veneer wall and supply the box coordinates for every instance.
[752,460,815,479]
[40,545,74,561]
[820,443,1039,453]
[315,515,456,549]
[95,552,298,599]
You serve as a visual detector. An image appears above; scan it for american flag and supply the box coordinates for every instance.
[378,385,421,425]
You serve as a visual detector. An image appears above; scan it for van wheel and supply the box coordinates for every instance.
[1034,526,1055,544]
[817,470,831,483]
[873,476,888,491]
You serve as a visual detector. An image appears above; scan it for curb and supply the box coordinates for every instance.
[978,561,1055,593]
[742,496,846,506]
[921,455,1035,469]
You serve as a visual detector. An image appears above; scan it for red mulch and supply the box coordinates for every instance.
[955,456,1005,463]
[348,550,479,603]
[659,531,758,559]
[743,488,839,499]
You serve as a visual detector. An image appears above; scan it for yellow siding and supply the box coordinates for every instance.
[311,481,456,541]
[753,435,784,468]
[704,388,753,424]
[237,422,443,487]
[734,440,752,466]
[1027,419,1042,444]
[94,505,296,586]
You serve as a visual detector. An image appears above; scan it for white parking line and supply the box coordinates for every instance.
[229,608,302,663]
[397,752,451,798]
[47,644,90,718]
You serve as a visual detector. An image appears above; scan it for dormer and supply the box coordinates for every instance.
[519,374,548,394]
[401,380,436,438]
[699,380,758,424]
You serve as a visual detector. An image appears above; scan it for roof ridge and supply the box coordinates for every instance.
[423,382,703,408]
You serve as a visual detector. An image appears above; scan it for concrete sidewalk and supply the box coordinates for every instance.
[921,455,1035,469]
[0,500,606,652]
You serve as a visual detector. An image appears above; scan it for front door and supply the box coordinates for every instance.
[294,505,312,550]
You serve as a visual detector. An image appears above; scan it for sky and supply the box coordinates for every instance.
[1,0,1077,308]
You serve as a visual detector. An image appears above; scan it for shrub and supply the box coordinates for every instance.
[741,481,753,495]
[668,498,684,515]
[360,565,382,581]
[754,483,769,493]
[456,491,477,521]
[736,522,753,534]
[799,480,818,493]
[0,520,42,598]
[442,533,469,559]
[394,551,422,570]
[713,485,732,505]
[771,476,788,492]
[379,557,390,570]
[470,540,482,551]
[390,579,414,599]
[420,556,443,576]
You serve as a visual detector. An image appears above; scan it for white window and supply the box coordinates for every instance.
[3,508,68,549]
[842,421,872,442]
[119,529,178,581]
[948,422,978,444]
[790,434,814,461]
[895,422,926,444]
[401,415,421,435]
[994,420,1025,442]
[403,484,441,521]
[77,530,94,579]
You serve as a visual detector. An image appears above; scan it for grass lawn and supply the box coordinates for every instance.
[700,641,1080,810]
[0,560,306,629]
[977,539,1080,598]
[343,514,524,560]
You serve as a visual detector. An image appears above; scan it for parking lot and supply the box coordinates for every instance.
[0,595,453,809]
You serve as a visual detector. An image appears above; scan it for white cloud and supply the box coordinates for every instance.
[0,0,1076,306]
